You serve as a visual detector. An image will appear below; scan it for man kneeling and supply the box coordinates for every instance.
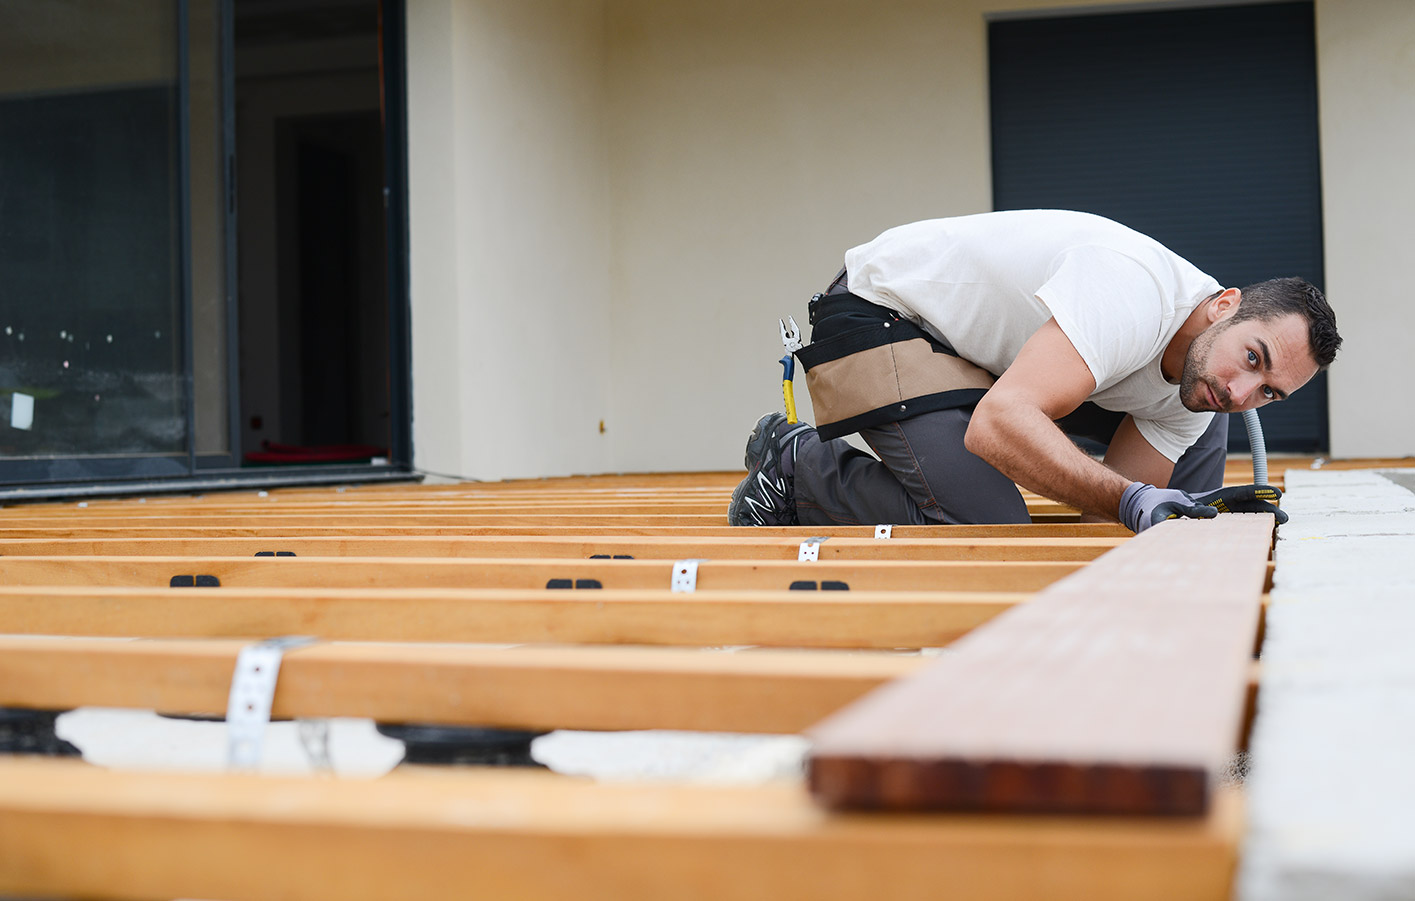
[728,210,1340,533]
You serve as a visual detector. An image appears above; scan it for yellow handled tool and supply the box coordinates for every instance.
[780,356,798,424]
[779,316,802,424]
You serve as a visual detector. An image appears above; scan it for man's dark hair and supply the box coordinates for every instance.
[1231,277,1341,368]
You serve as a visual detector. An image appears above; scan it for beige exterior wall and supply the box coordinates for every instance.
[604,0,992,472]
[1316,0,1415,458]
[407,0,1415,478]
[408,0,613,480]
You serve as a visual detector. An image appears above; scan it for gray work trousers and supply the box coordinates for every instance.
[793,405,1230,526]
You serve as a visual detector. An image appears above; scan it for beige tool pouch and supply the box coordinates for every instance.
[796,297,996,441]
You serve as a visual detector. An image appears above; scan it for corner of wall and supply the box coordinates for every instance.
[412,0,614,482]
[406,0,466,475]
[1316,0,1415,458]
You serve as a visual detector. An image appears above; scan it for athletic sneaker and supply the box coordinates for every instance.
[727,412,814,526]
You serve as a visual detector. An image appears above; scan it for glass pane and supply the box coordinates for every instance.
[0,2,185,460]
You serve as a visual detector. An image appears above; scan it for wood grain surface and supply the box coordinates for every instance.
[0,534,1121,561]
[807,515,1274,815]
[0,555,1083,592]
[0,585,1027,648]
[0,758,1242,901]
[0,638,919,733]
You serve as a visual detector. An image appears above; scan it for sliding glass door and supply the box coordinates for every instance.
[1,1,411,494]
[0,0,231,485]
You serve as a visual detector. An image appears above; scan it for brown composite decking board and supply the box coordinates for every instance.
[806,514,1274,816]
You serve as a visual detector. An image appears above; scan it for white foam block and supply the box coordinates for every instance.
[1239,469,1415,901]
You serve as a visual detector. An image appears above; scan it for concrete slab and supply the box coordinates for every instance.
[1239,468,1415,901]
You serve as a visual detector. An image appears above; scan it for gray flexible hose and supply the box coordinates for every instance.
[1242,409,1268,485]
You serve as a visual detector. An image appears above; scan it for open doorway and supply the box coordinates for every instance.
[233,0,394,466]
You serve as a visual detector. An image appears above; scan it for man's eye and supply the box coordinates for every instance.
[1262,386,1276,400]
[1248,350,1259,366]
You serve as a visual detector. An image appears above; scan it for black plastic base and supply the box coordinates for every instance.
[0,708,81,757]
[376,724,547,767]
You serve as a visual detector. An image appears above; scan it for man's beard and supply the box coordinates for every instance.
[1178,320,1232,413]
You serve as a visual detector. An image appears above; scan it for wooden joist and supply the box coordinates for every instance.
[0,511,1084,526]
[0,467,1309,901]
[0,522,1132,539]
[807,515,1274,816]
[0,512,796,527]
[0,758,1241,901]
[0,637,921,733]
[0,555,1084,592]
[0,585,1028,649]
[10,500,1070,516]
[0,535,1122,561]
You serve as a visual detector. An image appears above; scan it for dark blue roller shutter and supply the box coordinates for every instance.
[989,1,1327,452]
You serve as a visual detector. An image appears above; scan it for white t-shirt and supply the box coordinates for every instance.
[843,209,1221,462]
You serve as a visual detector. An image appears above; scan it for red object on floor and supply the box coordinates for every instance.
[244,442,388,465]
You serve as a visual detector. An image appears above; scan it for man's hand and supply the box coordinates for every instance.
[1191,484,1288,521]
[1119,482,1287,533]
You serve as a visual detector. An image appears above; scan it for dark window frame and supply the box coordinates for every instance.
[0,0,416,499]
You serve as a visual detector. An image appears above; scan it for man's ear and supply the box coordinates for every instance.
[1208,287,1242,323]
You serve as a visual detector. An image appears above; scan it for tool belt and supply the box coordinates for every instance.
[796,292,996,441]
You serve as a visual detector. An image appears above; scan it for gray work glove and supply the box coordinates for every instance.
[1119,482,1287,534]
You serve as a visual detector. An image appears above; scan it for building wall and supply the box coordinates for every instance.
[1316,0,1415,458]
[407,0,613,481]
[604,0,994,472]
[406,0,1415,479]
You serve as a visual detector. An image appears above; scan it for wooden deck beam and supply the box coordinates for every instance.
[0,758,1240,901]
[0,535,1122,561]
[0,522,1132,539]
[0,511,1082,526]
[0,585,1027,649]
[0,555,1084,592]
[2,499,1079,516]
[0,637,920,733]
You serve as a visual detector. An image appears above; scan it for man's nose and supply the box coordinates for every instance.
[1227,374,1262,409]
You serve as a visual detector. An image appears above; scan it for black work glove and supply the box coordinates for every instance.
[1119,482,1287,534]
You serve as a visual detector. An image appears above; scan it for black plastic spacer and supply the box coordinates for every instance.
[375,723,547,768]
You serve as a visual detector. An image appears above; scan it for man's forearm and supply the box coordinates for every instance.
[964,397,1133,521]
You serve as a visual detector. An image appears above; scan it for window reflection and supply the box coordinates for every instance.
[0,2,185,458]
